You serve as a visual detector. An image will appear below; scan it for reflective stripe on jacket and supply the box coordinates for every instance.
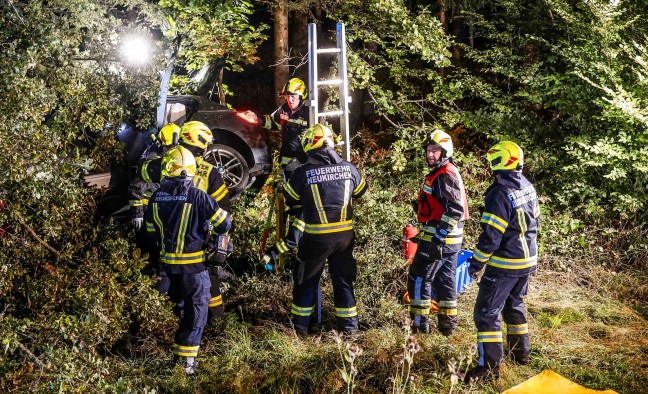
[473,171,540,277]
[264,102,309,165]
[145,178,231,274]
[416,160,469,246]
[284,148,367,241]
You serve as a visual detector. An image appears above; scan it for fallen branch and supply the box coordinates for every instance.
[16,341,45,369]
[13,211,62,260]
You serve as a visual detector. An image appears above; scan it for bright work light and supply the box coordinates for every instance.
[121,35,151,65]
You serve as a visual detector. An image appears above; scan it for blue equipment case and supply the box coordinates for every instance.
[456,249,474,293]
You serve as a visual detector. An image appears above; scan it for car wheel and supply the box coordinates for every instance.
[203,144,250,197]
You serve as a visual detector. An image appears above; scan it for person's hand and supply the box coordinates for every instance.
[468,259,483,280]
[131,217,143,232]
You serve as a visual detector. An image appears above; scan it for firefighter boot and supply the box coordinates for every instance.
[464,365,500,384]
[510,351,529,365]
[412,323,430,334]
[174,355,198,375]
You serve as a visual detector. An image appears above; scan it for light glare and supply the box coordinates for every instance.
[121,36,151,65]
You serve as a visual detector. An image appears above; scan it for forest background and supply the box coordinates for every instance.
[0,0,647,393]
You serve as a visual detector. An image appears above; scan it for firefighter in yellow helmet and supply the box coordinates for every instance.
[263,77,310,178]
[282,124,368,335]
[145,146,231,375]
[129,123,180,232]
[139,121,231,321]
[464,141,540,383]
[408,129,469,336]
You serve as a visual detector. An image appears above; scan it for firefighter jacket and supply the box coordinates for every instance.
[470,170,540,277]
[145,178,231,275]
[129,141,166,219]
[263,102,309,167]
[415,158,469,248]
[283,148,367,241]
[139,156,231,211]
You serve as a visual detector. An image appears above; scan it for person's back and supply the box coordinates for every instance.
[145,146,231,375]
[283,124,368,335]
[465,141,540,383]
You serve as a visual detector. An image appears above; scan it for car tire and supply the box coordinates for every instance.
[203,144,250,198]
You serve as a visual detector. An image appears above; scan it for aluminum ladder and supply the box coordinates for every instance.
[307,22,352,160]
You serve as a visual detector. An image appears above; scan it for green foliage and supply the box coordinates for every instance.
[160,0,268,80]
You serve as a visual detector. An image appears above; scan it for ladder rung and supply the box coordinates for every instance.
[318,110,344,117]
[317,48,341,54]
[316,79,342,86]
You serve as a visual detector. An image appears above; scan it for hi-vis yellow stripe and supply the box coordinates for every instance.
[211,184,228,202]
[175,203,192,254]
[284,182,300,200]
[481,212,508,233]
[310,184,328,224]
[153,203,165,254]
[507,323,528,335]
[141,160,154,183]
[292,219,305,232]
[305,220,353,234]
[487,255,537,269]
[478,331,503,343]
[353,176,366,195]
[161,250,206,265]
[209,295,223,307]
[209,208,227,227]
[173,344,199,357]
[291,304,314,316]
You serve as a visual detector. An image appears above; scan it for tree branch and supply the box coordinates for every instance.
[13,210,62,260]
[16,341,45,369]
[366,88,399,128]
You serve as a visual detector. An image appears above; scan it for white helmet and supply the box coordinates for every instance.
[423,129,453,158]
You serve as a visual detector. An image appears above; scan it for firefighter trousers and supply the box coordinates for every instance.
[292,234,358,333]
[407,240,459,334]
[473,274,530,368]
[167,270,211,359]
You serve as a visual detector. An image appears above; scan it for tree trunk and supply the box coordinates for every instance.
[291,9,309,82]
[273,0,290,107]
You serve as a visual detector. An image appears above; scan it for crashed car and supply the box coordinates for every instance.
[90,95,271,218]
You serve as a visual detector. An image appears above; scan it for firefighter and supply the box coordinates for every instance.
[283,124,368,335]
[263,77,310,178]
[408,129,469,336]
[464,141,540,383]
[129,123,180,232]
[140,120,231,320]
[257,78,310,267]
[145,146,232,374]
[177,120,231,320]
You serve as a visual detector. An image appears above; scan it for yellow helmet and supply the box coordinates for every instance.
[423,129,454,158]
[487,141,524,171]
[162,146,197,178]
[180,121,213,150]
[301,123,335,152]
[280,78,308,99]
[158,123,180,147]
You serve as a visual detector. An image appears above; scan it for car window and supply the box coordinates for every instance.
[165,103,189,125]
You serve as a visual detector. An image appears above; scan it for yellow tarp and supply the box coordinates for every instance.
[502,370,618,394]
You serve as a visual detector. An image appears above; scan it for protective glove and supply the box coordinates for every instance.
[467,257,484,280]
[131,217,144,232]
[285,158,302,172]
[261,246,279,271]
